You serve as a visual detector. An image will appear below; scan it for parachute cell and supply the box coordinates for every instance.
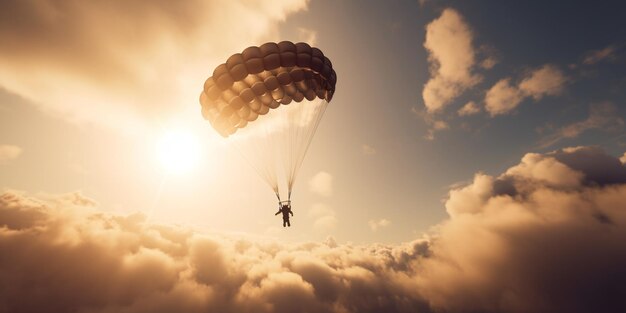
[200,41,336,137]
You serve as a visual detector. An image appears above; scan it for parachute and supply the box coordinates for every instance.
[199,41,337,202]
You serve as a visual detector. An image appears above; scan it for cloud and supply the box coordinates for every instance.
[420,146,626,313]
[422,8,480,113]
[297,27,318,46]
[309,171,333,197]
[0,144,22,164]
[457,101,480,116]
[480,56,498,69]
[477,44,499,70]
[0,0,308,134]
[418,8,498,138]
[411,106,449,141]
[518,65,567,100]
[583,45,617,65]
[485,65,566,116]
[3,146,626,313]
[425,120,450,140]
[308,203,337,231]
[538,102,624,148]
[418,0,429,7]
[368,218,391,231]
[485,78,524,116]
[362,144,377,155]
[0,190,431,313]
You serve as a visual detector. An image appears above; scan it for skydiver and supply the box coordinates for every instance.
[275,202,293,227]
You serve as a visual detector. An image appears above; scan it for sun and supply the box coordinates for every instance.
[155,129,200,174]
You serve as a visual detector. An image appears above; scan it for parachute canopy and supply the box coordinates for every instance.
[200,41,337,137]
[199,41,337,201]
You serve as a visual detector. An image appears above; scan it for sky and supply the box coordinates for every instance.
[1,1,626,312]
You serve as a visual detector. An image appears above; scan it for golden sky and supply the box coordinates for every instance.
[1,0,626,312]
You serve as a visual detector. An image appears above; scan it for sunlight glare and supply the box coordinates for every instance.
[156,129,200,174]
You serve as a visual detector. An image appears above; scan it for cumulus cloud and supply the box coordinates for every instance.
[0,144,22,164]
[3,146,626,313]
[457,101,480,116]
[539,102,624,148]
[0,0,308,134]
[421,146,626,313]
[518,65,567,100]
[361,144,377,155]
[422,8,480,113]
[309,171,333,197]
[485,78,524,116]
[485,65,566,116]
[0,190,431,313]
[368,218,391,231]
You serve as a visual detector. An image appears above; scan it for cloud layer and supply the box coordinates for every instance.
[2,146,626,312]
[427,146,626,313]
[0,191,430,313]
[0,0,308,133]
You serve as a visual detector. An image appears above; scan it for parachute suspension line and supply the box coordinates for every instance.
[230,107,284,195]
[287,101,315,192]
[229,98,328,201]
[286,100,300,197]
[287,100,328,193]
[230,137,278,194]
[287,103,296,200]
[261,109,280,193]
[287,108,301,191]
